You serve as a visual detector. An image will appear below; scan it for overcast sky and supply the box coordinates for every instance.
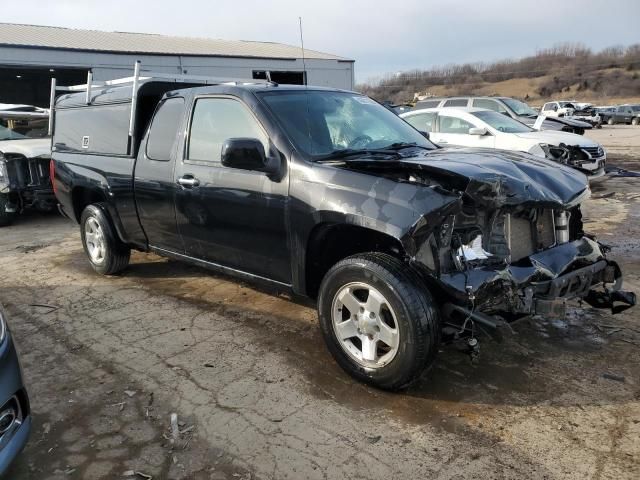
[1,0,639,82]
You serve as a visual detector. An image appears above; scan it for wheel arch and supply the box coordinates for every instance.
[303,219,407,300]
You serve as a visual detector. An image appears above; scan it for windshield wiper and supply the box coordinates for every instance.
[315,148,401,162]
[384,142,432,151]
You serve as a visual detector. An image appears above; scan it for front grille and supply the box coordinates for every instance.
[581,146,604,158]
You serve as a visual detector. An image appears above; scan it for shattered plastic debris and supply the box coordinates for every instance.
[457,235,492,261]
[123,471,153,479]
[602,372,625,383]
[604,166,640,178]
[170,413,180,443]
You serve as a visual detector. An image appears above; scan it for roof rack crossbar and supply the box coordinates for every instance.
[48,61,277,142]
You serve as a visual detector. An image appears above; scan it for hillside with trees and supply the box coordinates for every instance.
[358,43,640,106]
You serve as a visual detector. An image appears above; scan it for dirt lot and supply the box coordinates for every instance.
[1,125,639,479]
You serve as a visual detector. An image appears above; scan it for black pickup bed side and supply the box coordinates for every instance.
[51,81,203,249]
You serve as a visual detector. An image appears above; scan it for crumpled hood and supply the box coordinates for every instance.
[518,115,592,129]
[512,130,600,147]
[0,138,51,158]
[400,147,590,208]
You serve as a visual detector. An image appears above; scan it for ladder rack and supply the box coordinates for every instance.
[48,61,275,137]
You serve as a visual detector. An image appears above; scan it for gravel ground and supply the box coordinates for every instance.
[1,126,639,479]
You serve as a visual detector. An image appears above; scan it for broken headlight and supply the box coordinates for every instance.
[531,143,569,162]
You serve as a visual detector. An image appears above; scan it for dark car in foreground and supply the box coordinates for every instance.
[0,305,31,476]
[413,96,593,134]
[50,67,635,390]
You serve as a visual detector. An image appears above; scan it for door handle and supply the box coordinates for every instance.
[178,176,200,188]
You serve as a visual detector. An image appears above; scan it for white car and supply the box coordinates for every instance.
[541,101,574,117]
[400,107,606,179]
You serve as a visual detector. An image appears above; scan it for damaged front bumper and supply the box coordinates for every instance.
[436,237,636,318]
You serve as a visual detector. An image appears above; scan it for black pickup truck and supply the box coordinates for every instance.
[50,74,634,390]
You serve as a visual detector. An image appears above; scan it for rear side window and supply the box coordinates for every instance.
[543,103,556,111]
[145,97,185,161]
[472,99,506,113]
[188,97,268,163]
[404,112,437,132]
[443,99,468,107]
[416,99,440,109]
[439,115,473,134]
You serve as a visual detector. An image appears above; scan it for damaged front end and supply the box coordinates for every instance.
[0,152,55,217]
[535,143,606,179]
[0,110,54,223]
[397,151,635,330]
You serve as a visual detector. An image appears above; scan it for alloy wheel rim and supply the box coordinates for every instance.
[85,217,106,264]
[331,282,400,369]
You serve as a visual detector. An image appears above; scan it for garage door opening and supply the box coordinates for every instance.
[0,66,87,107]
[252,70,306,85]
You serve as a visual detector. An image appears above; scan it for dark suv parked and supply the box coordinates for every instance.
[50,71,634,390]
[599,104,640,125]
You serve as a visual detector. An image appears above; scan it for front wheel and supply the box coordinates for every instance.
[608,118,615,125]
[632,118,639,126]
[318,253,440,391]
[80,204,130,275]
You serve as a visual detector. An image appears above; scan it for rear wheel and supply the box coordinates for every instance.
[0,194,15,227]
[80,204,130,275]
[318,253,440,391]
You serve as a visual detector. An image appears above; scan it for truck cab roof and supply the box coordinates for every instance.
[55,81,354,109]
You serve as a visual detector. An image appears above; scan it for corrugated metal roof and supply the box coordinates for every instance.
[0,23,351,61]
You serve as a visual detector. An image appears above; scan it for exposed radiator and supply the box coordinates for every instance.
[505,210,556,261]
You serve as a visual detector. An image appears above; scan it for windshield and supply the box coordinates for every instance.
[259,90,436,159]
[0,116,49,140]
[472,111,533,133]
[500,98,538,116]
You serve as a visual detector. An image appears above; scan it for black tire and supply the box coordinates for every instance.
[80,204,130,275]
[0,194,15,227]
[608,117,615,125]
[317,253,440,391]
[632,118,639,126]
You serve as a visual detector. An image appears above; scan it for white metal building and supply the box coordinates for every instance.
[0,23,354,106]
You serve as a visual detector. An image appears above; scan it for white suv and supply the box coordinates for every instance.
[541,101,575,117]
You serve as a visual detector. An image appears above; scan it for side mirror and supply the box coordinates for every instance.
[468,127,487,136]
[221,138,279,175]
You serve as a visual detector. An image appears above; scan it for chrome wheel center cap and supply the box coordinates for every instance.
[358,312,378,336]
